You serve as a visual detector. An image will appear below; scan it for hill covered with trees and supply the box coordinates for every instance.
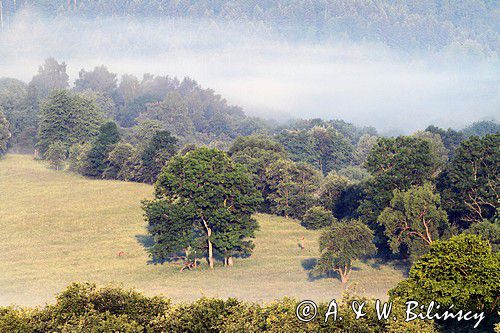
[0,0,498,54]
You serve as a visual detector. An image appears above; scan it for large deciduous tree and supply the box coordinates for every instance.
[412,130,448,173]
[265,159,321,219]
[357,136,435,252]
[28,58,69,102]
[310,126,353,174]
[466,218,500,253]
[316,220,376,284]
[425,125,464,158]
[377,183,450,261]
[317,172,350,215]
[138,130,178,183]
[144,148,261,269]
[438,133,499,225]
[390,234,499,330]
[81,122,120,178]
[37,90,102,156]
[0,78,33,151]
[143,92,195,139]
[277,126,354,174]
[102,142,135,180]
[229,135,287,211]
[74,65,117,95]
[352,133,377,166]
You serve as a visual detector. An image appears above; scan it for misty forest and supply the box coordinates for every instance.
[0,1,499,332]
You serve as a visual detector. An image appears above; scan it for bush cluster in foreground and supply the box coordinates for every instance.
[0,283,438,333]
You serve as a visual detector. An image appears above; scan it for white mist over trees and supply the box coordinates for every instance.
[0,1,498,133]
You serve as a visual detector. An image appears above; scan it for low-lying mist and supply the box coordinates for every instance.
[0,9,498,134]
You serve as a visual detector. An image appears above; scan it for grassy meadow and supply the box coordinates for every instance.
[0,154,405,306]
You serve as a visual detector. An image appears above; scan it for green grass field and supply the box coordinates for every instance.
[0,154,405,306]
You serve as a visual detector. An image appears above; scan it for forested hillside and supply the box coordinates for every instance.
[0,0,498,53]
[0,3,499,330]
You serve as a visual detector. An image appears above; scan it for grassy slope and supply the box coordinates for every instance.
[0,154,405,306]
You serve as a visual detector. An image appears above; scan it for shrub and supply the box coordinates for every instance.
[301,206,336,230]
[0,283,440,333]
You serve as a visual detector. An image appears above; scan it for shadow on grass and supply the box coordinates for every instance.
[136,234,154,249]
[301,258,339,282]
[360,257,411,277]
[302,256,408,282]
[135,234,168,265]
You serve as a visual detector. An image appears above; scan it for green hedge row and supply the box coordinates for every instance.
[0,283,438,333]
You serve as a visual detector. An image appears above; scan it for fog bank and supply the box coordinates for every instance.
[0,10,498,133]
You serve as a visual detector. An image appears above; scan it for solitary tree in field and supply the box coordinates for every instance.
[144,147,261,269]
[377,183,450,261]
[0,108,11,155]
[317,220,376,284]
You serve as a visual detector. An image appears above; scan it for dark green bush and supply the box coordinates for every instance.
[301,206,336,230]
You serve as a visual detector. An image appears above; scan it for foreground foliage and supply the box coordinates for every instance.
[391,234,500,331]
[0,283,438,333]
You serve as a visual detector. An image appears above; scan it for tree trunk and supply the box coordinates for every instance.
[227,256,234,266]
[337,265,350,285]
[207,231,214,269]
[201,215,214,269]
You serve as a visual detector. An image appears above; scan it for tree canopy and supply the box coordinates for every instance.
[358,136,436,252]
[439,133,499,225]
[138,130,178,184]
[37,90,102,156]
[81,122,120,178]
[144,147,262,268]
[377,183,450,261]
[316,220,376,284]
[390,234,499,330]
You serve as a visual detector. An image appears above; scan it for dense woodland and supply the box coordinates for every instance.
[0,56,499,331]
[0,0,498,54]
